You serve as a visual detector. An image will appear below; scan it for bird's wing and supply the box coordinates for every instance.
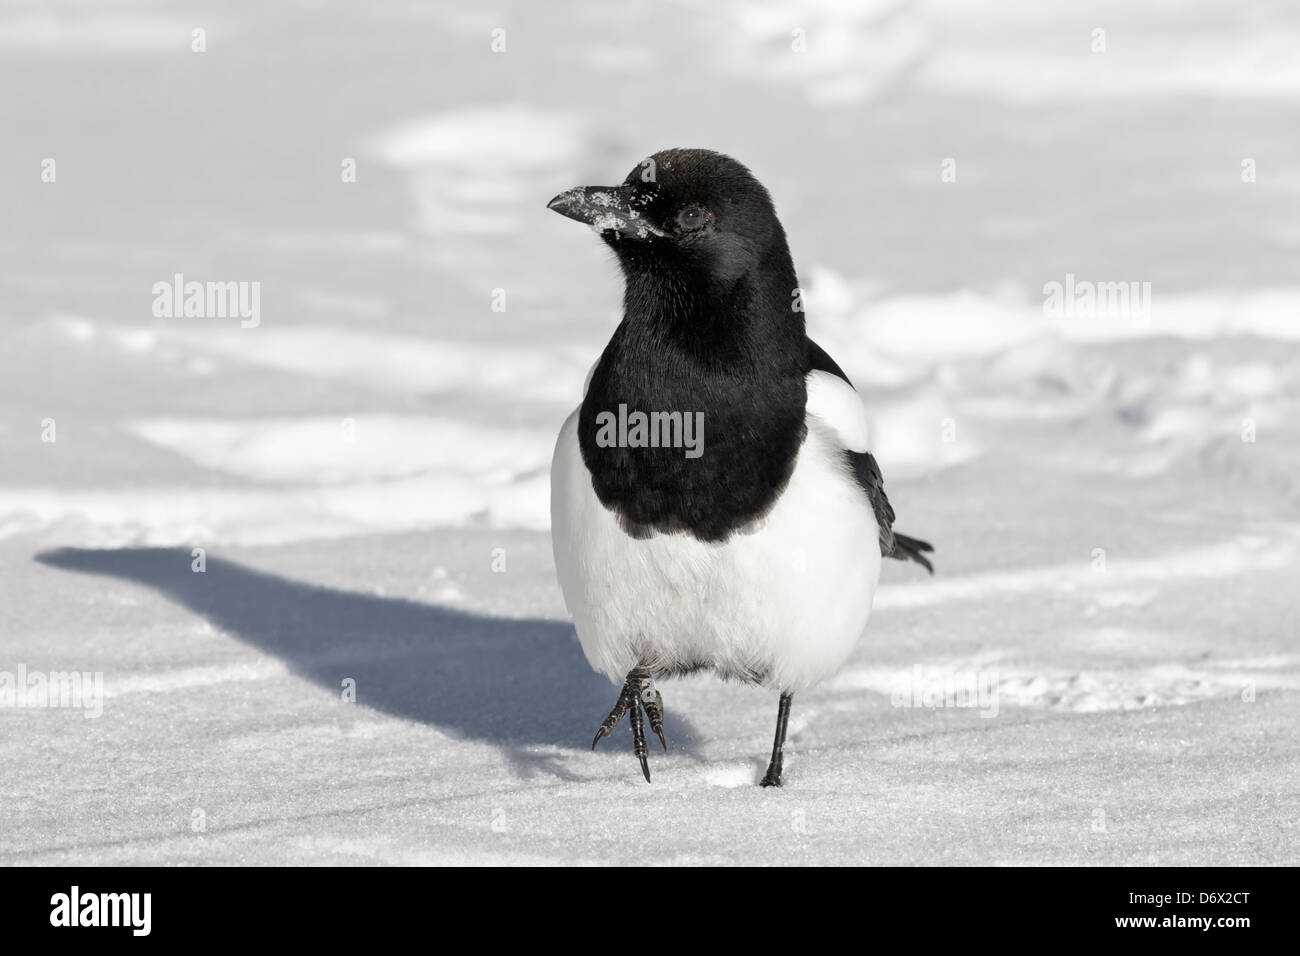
[805,339,934,573]
[806,368,870,452]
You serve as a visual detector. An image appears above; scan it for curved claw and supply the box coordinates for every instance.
[638,679,668,752]
[591,669,662,782]
[627,690,650,783]
[591,689,633,750]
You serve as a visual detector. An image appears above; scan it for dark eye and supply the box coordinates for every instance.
[675,204,706,231]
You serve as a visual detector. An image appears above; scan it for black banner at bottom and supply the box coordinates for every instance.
[0,865,1282,941]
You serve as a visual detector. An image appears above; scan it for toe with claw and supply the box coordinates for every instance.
[591,667,666,782]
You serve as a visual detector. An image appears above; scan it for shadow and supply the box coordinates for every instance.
[35,548,697,779]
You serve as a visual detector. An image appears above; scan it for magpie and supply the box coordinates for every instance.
[547,148,933,786]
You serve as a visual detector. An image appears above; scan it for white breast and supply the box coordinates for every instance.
[549,385,882,693]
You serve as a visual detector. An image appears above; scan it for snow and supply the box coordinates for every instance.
[2,0,1299,865]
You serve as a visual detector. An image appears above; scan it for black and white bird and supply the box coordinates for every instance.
[547,148,933,787]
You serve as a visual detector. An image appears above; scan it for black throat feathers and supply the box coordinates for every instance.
[578,253,809,542]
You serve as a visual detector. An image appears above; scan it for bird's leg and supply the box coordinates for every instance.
[760,692,793,787]
[591,666,666,782]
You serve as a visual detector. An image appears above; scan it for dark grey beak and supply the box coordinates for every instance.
[547,185,664,239]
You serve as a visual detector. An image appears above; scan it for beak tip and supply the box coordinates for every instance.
[547,189,578,214]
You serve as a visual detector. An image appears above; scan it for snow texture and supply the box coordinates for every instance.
[2,0,1298,865]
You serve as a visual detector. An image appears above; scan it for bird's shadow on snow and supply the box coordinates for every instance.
[35,547,700,781]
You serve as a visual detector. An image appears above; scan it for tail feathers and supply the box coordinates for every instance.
[890,533,934,574]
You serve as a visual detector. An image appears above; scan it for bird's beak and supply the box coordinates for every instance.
[547,185,665,239]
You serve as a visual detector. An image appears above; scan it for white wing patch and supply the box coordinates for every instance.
[805,370,869,452]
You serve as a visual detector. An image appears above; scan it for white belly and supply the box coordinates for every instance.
[549,408,882,693]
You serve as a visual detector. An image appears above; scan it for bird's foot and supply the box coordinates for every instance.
[592,667,666,782]
[759,763,784,788]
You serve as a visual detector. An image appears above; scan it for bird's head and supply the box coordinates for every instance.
[547,148,795,290]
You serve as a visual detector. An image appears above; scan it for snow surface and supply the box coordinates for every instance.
[2,0,1298,865]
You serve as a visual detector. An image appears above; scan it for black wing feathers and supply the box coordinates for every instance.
[891,533,935,573]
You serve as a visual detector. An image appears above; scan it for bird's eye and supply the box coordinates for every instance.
[675,205,706,231]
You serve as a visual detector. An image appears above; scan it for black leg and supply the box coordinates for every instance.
[591,667,666,783]
[760,693,793,787]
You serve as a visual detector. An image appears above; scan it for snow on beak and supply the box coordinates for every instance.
[547,185,666,239]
